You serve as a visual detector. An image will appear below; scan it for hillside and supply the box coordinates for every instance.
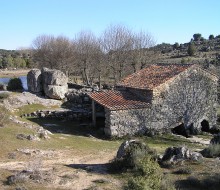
[149,36,220,66]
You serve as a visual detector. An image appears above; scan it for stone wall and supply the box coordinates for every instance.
[104,66,218,137]
[21,109,91,121]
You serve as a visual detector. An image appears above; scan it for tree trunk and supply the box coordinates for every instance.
[83,67,90,86]
[131,62,136,73]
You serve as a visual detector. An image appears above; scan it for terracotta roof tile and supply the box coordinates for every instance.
[117,64,193,90]
[89,90,150,110]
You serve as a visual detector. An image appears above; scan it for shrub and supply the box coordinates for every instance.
[7,78,23,91]
[110,140,157,172]
[0,92,10,101]
[201,144,220,158]
[209,34,215,40]
[173,42,179,49]
[193,33,202,41]
[125,157,161,190]
[181,58,187,64]
[125,156,175,190]
[187,43,196,56]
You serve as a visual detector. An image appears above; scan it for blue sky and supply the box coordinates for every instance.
[0,0,220,50]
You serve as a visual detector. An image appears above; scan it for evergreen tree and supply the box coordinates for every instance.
[187,43,196,56]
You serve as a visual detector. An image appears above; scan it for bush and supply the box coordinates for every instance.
[187,43,196,56]
[125,157,161,190]
[7,78,23,91]
[110,140,157,172]
[193,33,202,41]
[125,156,175,190]
[0,92,10,100]
[202,144,220,157]
[209,34,215,40]
[201,144,220,158]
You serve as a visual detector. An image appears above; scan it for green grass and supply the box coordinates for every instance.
[141,134,204,154]
[0,119,120,160]
[16,104,47,116]
[0,102,217,190]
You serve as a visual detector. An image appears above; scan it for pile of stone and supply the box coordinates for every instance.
[16,134,40,141]
[16,129,51,141]
[27,68,68,100]
[66,88,93,104]
[66,83,100,104]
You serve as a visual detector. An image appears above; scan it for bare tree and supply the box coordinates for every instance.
[30,25,157,86]
[74,31,102,86]
[100,24,134,82]
[130,31,156,72]
[32,35,75,73]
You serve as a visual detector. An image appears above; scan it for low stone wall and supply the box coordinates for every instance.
[21,109,91,121]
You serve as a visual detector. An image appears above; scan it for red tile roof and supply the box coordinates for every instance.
[117,64,193,90]
[89,90,150,110]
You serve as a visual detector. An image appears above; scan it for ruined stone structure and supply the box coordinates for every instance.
[27,68,68,100]
[89,64,218,137]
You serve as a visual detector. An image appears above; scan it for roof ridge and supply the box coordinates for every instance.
[117,64,193,90]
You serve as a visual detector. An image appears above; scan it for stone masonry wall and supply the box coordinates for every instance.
[104,66,218,137]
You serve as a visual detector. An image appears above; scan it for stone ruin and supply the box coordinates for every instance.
[89,64,218,137]
[27,68,68,100]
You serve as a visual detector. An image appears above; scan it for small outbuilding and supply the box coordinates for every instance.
[89,64,218,137]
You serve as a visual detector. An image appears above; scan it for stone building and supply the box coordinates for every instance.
[89,64,218,137]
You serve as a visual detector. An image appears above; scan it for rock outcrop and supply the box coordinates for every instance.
[116,140,157,168]
[27,68,68,100]
[116,140,137,160]
[42,68,68,99]
[27,69,42,93]
[162,146,203,164]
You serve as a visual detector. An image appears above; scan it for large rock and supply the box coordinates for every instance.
[116,140,137,159]
[41,67,68,86]
[27,68,68,100]
[27,69,42,93]
[162,146,203,164]
[43,84,68,100]
[41,68,68,100]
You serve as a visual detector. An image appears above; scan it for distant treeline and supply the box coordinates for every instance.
[1,29,220,86]
[0,49,34,69]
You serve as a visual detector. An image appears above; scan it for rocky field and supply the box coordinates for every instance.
[0,91,220,190]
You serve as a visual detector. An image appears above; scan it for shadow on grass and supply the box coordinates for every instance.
[27,117,107,140]
[65,163,110,174]
[175,173,220,190]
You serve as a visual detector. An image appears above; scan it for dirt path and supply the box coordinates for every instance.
[0,148,121,190]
